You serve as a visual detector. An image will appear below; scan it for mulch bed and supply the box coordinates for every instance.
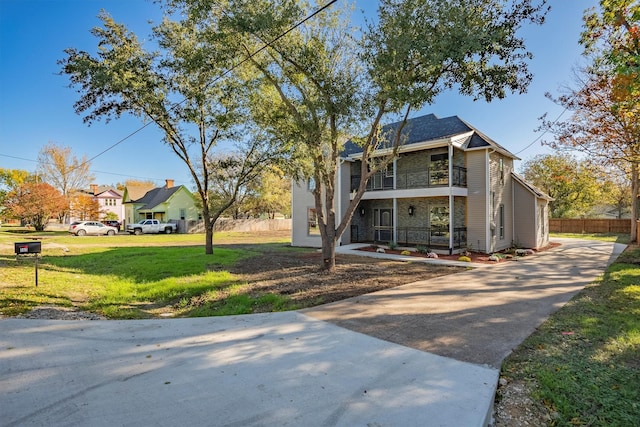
[358,242,561,264]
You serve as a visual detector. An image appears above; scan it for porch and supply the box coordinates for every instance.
[350,224,468,254]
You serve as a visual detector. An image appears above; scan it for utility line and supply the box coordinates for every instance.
[3,1,337,179]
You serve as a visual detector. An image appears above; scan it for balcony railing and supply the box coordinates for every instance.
[396,226,467,249]
[350,225,467,250]
[351,166,467,192]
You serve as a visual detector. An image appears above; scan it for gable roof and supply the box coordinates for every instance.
[343,113,518,159]
[131,185,184,210]
[94,187,122,198]
[124,184,156,202]
[512,172,554,201]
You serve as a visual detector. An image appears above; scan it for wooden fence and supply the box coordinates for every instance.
[549,218,631,234]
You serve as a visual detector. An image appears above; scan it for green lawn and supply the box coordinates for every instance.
[502,236,640,426]
[0,226,297,318]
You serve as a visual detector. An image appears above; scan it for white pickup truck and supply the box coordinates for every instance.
[126,219,178,235]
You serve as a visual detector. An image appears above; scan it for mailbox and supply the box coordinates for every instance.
[14,241,42,254]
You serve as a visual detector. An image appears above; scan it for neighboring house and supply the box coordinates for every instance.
[90,185,125,222]
[291,113,552,254]
[123,179,199,231]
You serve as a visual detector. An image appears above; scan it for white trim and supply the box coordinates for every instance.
[448,142,454,252]
[355,187,468,200]
[485,150,491,253]
[393,198,398,243]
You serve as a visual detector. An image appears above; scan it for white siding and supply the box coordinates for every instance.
[488,152,514,252]
[291,181,322,247]
[513,181,537,248]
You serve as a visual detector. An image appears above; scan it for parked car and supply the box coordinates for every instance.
[126,219,177,235]
[102,220,121,231]
[69,221,118,236]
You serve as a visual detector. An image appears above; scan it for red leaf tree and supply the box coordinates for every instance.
[4,183,68,231]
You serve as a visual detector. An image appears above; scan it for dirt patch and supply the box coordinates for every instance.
[225,247,463,307]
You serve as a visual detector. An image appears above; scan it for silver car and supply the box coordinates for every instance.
[68,221,118,236]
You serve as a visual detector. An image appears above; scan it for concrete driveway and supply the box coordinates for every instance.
[0,238,624,427]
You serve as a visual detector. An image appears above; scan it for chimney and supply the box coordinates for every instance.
[165,179,174,188]
[90,184,98,195]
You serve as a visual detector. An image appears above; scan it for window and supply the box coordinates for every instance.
[307,177,316,192]
[385,165,394,178]
[429,205,449,244]
[429,152,448,185]
[499,204,505,239]
[307,208,320,236]
[180,209,186,220]
[499,158,504,184]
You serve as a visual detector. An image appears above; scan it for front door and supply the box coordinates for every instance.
[374,208,393,242]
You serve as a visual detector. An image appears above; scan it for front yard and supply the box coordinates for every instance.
[0,227,460,319]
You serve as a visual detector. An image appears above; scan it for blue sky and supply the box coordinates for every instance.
[0,0,597,188]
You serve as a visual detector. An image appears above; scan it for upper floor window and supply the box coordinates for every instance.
[499,158,504,184]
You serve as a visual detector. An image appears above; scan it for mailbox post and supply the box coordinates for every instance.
[15,241,42,287]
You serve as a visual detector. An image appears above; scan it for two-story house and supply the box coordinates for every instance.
[89,185,125,222]
[291,114,551,254]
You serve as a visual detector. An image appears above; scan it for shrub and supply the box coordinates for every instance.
[416,245,430,254]
[400,250,411,256]
[458,256,471,262]
[388,241,398,250]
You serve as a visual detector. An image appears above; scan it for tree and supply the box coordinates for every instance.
[36,143,95,198]
[0,168,34,211]
[540,71,639,237]
[224,0,547,270]
[59,6,285,254]
[600,171,632,218]
[69,192,100,221]
[521,153,605,218]
[250,167,291,219]
[4,182,68,231]
[204,140,285,224]
[545,1,640,239]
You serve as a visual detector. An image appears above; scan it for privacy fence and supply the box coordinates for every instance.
[182,218,291,234]
[549,218,631,234]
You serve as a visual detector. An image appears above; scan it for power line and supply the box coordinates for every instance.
[514,105,569,156]
[72,0,338,170]
[2,1,337,181]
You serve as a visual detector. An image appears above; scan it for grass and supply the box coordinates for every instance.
[550,232,631,244]
[0,226,297,318]
[501,243,640,426]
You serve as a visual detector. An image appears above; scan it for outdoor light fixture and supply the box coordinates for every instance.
[360,207,366,216]
[408,205,415,216]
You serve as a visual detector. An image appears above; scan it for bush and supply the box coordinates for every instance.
[416,245,430,254]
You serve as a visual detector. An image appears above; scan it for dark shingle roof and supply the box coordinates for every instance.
[132,186,182,210]
[343,113,517,159]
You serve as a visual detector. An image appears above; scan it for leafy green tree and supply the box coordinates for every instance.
[0,169,34,213]
[59,6,284,254]
[521,154,605,218]
[4,182,68,231]
[222,0,547,270]
[540,2,640,239]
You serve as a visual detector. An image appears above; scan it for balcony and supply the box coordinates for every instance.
[351,166,467,192]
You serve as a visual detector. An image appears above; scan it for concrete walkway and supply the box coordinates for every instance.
[0,238,624,427]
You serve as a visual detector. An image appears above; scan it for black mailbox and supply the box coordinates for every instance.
[15,241,42,254]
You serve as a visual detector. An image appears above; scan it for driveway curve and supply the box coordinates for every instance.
[0,238,624,427]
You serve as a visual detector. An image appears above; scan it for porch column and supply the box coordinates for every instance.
[393,157,397,190]
[448,143,454,255]
[393,198,398,244]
